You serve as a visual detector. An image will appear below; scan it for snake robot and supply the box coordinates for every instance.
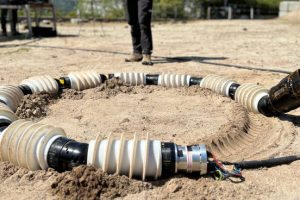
[0,70,300,181]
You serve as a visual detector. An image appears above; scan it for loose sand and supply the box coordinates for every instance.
[0,17,300,199]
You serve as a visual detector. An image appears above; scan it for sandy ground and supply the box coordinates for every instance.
[0,16,300,200]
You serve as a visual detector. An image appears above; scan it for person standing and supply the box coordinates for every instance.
[125,0,153,65]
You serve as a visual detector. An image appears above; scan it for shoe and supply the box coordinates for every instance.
[12,31,21,36]
[142,54,153,66]
[125,53,143,62]
[1,31,7,36]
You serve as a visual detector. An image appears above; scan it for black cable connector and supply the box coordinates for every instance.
[228,83,240,100]
[18,85,33,95]
[58,77,71,90]
[146,74,159,85]
[0,118,12,133]
[47,137,89,172]
[257,95,277,117]
[189,77,203,86]
[161,142,176,177]
[100,74,107,83]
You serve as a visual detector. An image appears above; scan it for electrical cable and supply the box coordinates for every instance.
[222,155,300,170]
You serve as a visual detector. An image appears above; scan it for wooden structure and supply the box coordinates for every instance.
[0,2,56,38]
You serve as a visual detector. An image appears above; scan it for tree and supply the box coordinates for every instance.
[153,0,185,19]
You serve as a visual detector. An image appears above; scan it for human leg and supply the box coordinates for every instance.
[138,0,153,55]
[11,9,20,35]
[1,9,7,36]
[125,0,142,54]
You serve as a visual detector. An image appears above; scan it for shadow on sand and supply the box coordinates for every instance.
[0,40,291,75]
[278,113,300,127]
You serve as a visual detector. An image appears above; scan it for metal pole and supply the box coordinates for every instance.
[228,6,232,19]
[52,4,57,31]
[207,7,211,19]
[25,4,33,38]
[250,7,254,19]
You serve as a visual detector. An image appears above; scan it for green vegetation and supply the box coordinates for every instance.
[255,0,282,8]
[60,0,284,20]
[215,0,281,8]
[76,0,125,19]
[153,0,185,18]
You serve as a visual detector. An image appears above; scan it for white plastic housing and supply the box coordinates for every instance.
[0,103,18,123]
[235,83,269,114]
[0,85,24,112]
[114,72,145,86]
[68,71,101,91]
[200,75,236,97]
[158,74,191,88]
[87,134,162,180]
[0,119,66,170]
[20,75,59,94]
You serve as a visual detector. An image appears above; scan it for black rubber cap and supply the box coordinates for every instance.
[58,77,71,89]
[47,137,89,172]
[189,77,203,86]
[228,83,240,100]
[257,95,276,117]
[18,84,33,95]
[0,118,12,133]
[100,74,107,83]
[161,142,176,177]
[146,74,159,85]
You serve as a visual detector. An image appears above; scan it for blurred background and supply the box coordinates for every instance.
[49,0,300,21]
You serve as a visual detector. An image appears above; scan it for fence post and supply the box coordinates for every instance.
[25,4,33,38]
[228,6,232,19]
[207,7,211,19]
[250,7,254,19]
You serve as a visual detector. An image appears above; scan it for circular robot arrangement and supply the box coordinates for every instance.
[0,70,299,181]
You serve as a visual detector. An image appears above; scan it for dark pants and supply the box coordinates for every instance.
[125,0,153,55]
[1,9,18,33]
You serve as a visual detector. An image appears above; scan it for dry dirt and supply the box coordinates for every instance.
[0,16,300,200]
[51,165,152,200]
[16,92,55,120]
